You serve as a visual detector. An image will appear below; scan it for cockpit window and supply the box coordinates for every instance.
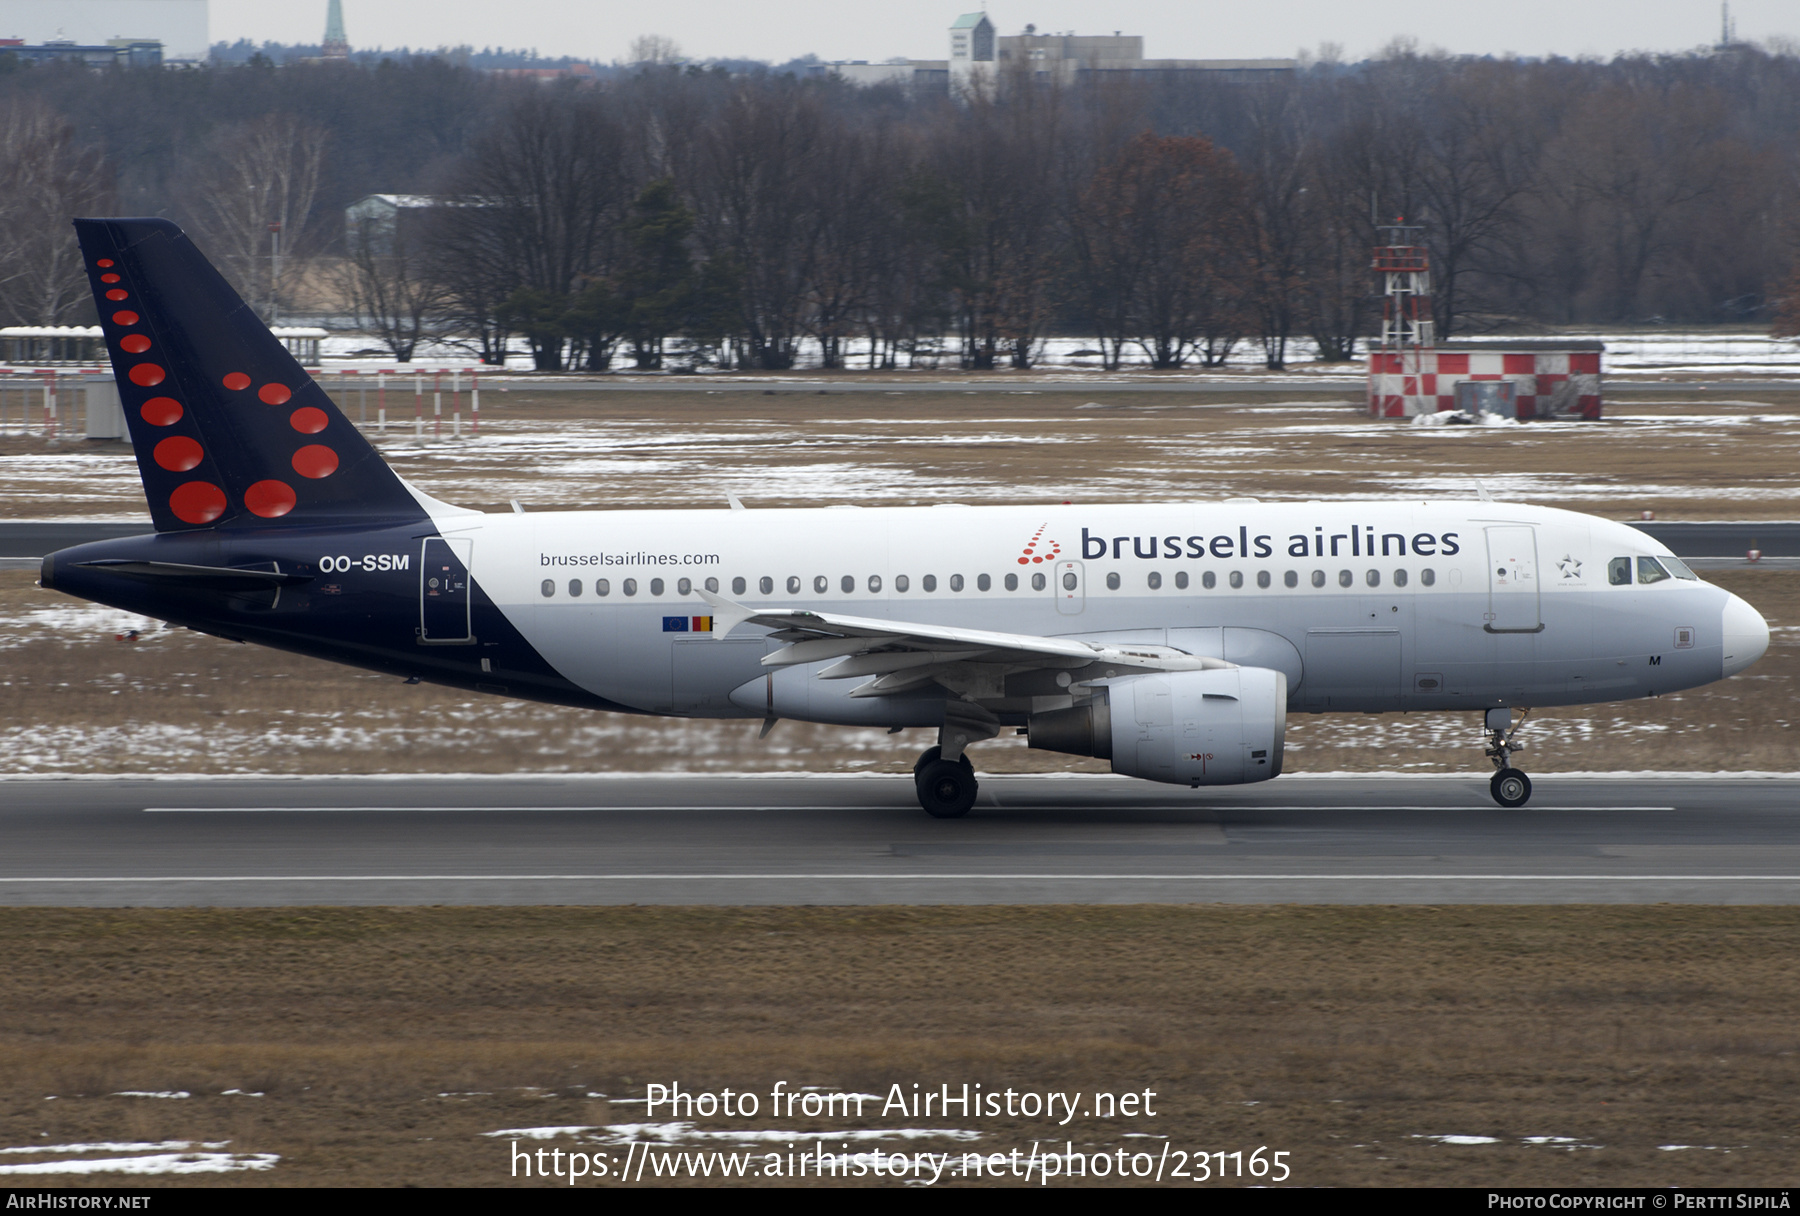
[1662,555,1698,581]
[1637,556,1671,585]
[1608,557,1632,586]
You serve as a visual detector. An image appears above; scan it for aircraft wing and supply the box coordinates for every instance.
[698,589,1229,698]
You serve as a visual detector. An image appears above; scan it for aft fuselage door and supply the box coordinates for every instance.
[419,536,474,644]
[1484,525,1542,633]
[1054,560,1085,615]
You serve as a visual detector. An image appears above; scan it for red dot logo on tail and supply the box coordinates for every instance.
[112,310,139,326]
[244,480,297,519]
[140,397,183,427]
[258,383,292,405]
[292,445,338,479]
[289,407,328,434]
[168,482,226,525]
[105,289,127,301]
[222,372,251,391]
[119,334,151,354]
[128,364,164,387]
[153,436,203,472]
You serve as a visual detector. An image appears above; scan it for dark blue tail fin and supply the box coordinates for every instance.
[74,217,428,532]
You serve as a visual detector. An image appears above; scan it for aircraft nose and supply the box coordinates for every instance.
[1721,592,1770,678]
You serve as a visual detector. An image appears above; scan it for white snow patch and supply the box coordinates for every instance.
[1414,1134,1500,1145]
[109,1090,189,1099]
[0,1152,277,1176]
[483,1125,598,1140]
[220,1089,264,1097]
[0,1141,227,1155]
[1521,1136,1602,1149]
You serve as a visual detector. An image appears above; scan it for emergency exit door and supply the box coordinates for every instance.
[1054,560,1085,615]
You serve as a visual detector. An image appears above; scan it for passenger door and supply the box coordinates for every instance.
[1485,526,1542,633]
[419,536,473,644]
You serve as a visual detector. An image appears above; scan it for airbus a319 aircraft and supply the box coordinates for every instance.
[42,218,1772,816]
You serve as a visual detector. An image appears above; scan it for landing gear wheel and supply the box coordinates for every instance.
[913,746,942,779]
[1490,767,1532,808]
[917,759,978,818]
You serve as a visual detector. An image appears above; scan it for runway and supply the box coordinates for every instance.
[3,774,1798,906]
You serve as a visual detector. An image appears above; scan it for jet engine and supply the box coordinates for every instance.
[1028,667,1287,786]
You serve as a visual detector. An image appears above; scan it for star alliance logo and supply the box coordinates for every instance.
[1557,555,1583,579]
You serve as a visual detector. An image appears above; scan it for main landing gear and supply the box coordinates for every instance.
[1485,707,1533,808]
[913,705,999,818]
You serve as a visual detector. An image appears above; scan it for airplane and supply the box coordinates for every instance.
[40,217,1772,817]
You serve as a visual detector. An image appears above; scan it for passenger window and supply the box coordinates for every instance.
[704,577,718,593]
[1421,568,1435,586]
[678,577,692,596]
[1147,571,1162,590]
[949,574,965,592]
[1105,572,1120,590]
[976,573,991,591]
[1202,571,1216,589]
[597,579,610,596]
[815,575,828,594]
[869,575,882,593]
[1004,573,1018,591]
[540,579,554,598]
[1312,570,1326,588]
[841,575,854,593]
[895,574,910,592]
[1608,557,1632,586]
[569,579,582,597]
[1393,568,1408,587]
[1637,557,1671,585]
[787,576,801,594]
[624,578,638,596]
[1284,570,1298,588]
[1365,569,1380,587]
[923,575,937,592]
[1338,569,1353,588]
[731,576,746,595]
[1061,572,1076,590]
[1257,570,1271,589]
[1174,571,1189,590]
[758,576,773,595]
[1032,572,1046,591]
[1229,571,1243,589]
[650,578,664,596]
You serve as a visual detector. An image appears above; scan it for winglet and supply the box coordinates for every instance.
[727,493,747,512]
[699,589,757,639]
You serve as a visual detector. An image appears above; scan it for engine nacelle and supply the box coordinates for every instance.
[1028,667,1287,786]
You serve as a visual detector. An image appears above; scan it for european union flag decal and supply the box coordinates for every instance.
[661,616,687,632]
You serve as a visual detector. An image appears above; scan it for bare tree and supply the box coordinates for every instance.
[0,98,113,326]
[181,113,328,322]
[336,215,445,362]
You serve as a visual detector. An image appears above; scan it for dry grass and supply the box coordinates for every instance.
[0,905,1796,1186]
[2,567,1792,776]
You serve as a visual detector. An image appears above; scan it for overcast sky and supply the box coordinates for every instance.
[212,1,1796,63]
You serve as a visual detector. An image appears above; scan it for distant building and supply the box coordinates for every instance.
[345,194,442,255]
[948,11,996,94]
[0,1,208,63]
[0,37,165,68]
[321,0,348,60]
[932,12,1295,96]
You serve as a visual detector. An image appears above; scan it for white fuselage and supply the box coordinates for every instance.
[409,498,1764,725]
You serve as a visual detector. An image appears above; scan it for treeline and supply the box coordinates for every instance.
[2,47,1797,368]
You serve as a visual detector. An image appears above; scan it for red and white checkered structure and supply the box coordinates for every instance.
[1367,347,1604,420]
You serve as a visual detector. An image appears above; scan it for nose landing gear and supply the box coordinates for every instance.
[1485,707,1533,807]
